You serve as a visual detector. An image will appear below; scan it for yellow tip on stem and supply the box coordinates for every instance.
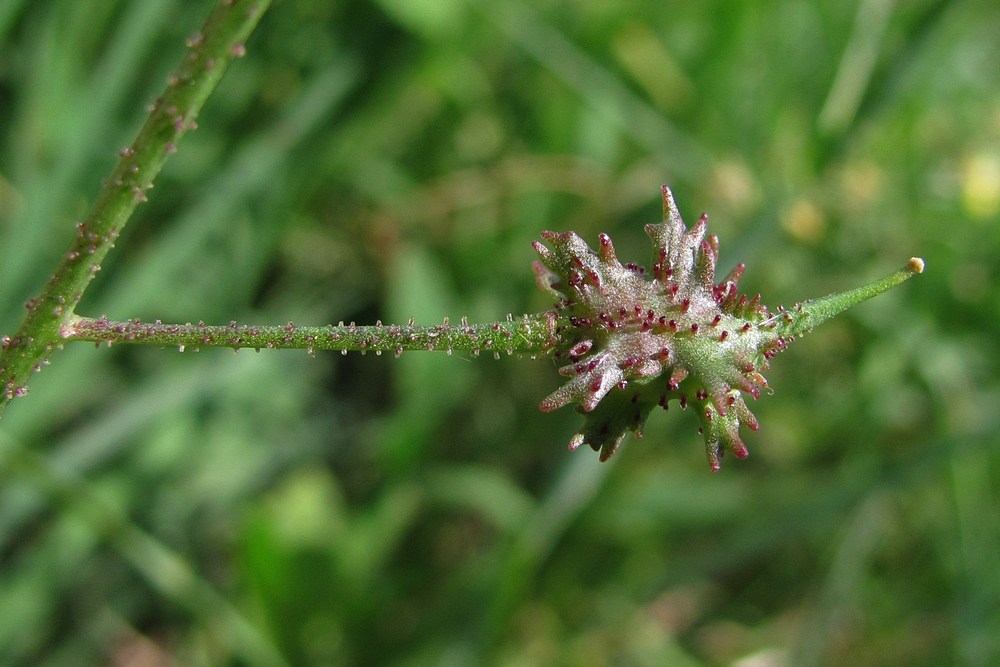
[907,257,925,274]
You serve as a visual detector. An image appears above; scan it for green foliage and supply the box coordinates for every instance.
[1,1,998,665]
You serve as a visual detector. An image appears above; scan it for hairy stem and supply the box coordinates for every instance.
[0,0,270,410]
[62,314,558,357]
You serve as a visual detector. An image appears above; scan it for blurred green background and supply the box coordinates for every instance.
[1,0,998,664]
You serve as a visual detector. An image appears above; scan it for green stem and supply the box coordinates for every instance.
[775,257,925,337]
[0,0,270,411]
[62,314,558,357]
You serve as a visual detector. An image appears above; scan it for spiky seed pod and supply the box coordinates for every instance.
[533,186,923,470]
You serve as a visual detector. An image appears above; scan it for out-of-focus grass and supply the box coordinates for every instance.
[1,1,998,664]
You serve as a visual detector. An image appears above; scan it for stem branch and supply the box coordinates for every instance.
[0,0,271,410]
[63,314,558,357]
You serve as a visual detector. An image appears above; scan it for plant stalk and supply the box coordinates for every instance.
[0,0,271,411]
[62,314,558,357]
